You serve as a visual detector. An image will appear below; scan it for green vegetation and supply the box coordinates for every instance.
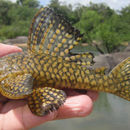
[0,0,130,53]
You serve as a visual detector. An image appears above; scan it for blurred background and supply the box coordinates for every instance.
[0,0,130,129]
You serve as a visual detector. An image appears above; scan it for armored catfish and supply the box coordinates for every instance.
[0,8,130,116]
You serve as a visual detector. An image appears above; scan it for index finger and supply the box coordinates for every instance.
[0,43,22,57]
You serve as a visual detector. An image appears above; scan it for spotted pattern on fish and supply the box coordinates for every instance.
[0,7,130,116]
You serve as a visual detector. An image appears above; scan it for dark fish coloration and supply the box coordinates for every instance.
[0,8,130,116]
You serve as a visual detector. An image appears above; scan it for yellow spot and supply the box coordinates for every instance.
[99,79,103,84]
[54,68,58,73]
[36,27,40,31]
[76,55,80,58]
[104,76,107,80]
[56,74,60,79]
[64,57,70,61]
[74,41,78,45]
[46,72,50,77]
[65,33,70,38]
[104,82,108,86]
[95,74,100,78]
[65,49,69,54]
[66,34,72,38]
[77,37,81,41]
[56,29,60,34]
[66,72,71,77]
[58,36,62,40]
[51,73,55,78]
[105,88,109,92]
[38,22,42,26]
[108,79,113,84]
[126,81,129,85]
[48,59,52,64]
[58,43,62,48]
[88,55,92,58]
[45,50,49,54]
[71,56,76,60]
[69,68,74,74]
[50,39,54,43]
[63,67,67,72]
[109,74,113,78]
[99,86,104,91]
[51,52,56,56]
[61,26,64,30]
[58,57,62,62]
[54,47,59,52]
[47,44,52,49]
[84,77,89,83]
[60,52,64,56]
[41,18,44,21]
[75,70,80,76]
[49,67,53,73]
[87,61,91,65]
[62,38,67,43]
[53,34,57,39]
[70,75,75,80]
[58,64,62,69]
[86,70,90,74]
[81,71,85,77]
[82,62,86,66]
[68,40,73,44]
[58,24,61,28]
[71,64,76,69]
[91,80,96,86]
[69,45,73,49]
[59,71,63,76]
[37,65,41,71]
[14,87,18,91]
[77,77,82,82]
[77,61,81,65]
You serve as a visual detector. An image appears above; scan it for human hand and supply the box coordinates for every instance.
[0,43,98,130]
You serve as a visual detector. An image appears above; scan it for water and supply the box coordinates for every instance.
[32,93,130,130]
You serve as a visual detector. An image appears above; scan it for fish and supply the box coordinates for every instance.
[0,7,129,116]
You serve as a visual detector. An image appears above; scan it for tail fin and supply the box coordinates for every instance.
[108,57,130,101]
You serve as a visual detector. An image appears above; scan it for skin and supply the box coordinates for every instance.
[0,43,98,130]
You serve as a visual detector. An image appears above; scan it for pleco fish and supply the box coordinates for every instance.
[0,8,129,116]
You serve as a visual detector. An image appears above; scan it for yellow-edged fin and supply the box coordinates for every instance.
[27,7,83,57]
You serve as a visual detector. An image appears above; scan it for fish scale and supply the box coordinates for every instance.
[0,7,130,116]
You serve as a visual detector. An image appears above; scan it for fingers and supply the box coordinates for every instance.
[56,95,93,119]
[0,43,22,57]
[22,95,93,129]
[65,89,99,102]
[0,95,93,129]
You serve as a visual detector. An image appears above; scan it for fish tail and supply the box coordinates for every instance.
[108,57,130,101]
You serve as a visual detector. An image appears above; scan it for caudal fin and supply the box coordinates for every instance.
[108,57,130,101]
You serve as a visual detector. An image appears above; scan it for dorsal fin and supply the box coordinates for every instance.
[27,7,83,57]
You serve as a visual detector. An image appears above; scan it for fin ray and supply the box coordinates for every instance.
[27,7,83,57]
[109,57,130,101]
[28,87,66,116]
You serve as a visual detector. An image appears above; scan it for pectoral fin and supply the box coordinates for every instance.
[0,74,33,99]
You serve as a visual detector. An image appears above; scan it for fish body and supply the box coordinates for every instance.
[0,7,129,116]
